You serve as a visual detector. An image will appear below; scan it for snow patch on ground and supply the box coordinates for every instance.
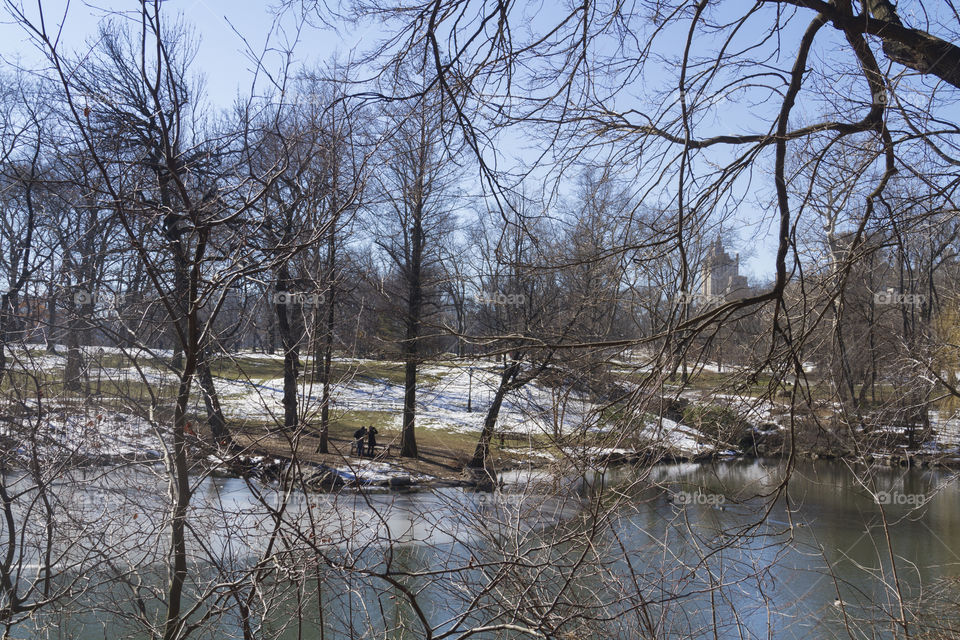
[331,458,434,484]
[926,411,960,448]
[0,406,164,461]
[641,415,714,456]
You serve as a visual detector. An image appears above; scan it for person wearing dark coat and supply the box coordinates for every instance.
[352,426,367,457]
[366,426,379,457]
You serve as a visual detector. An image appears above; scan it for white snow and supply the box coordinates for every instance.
[641,415,715,456]
[331,458,433,484]
[0,405,165,461]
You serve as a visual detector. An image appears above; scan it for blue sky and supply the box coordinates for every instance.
[0,1,357,105]
[0,0,780,281]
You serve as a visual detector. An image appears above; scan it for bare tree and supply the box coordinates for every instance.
[372,76,462,458]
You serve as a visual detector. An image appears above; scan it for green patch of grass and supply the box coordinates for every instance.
[1,370,65,396]
[331,361,406,385]
[210,354,286,381]
[323,410,394,439]
[225,408,484,464]
[94,352,169,371]
[409,425,481,453]
[323,410,475,451]
[683,370,783,396]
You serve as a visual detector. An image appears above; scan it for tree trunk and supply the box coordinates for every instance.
[275,265,302,433]
[196,339,230,444]
[64,290,86,392]
[163,247,200,640]
[46,267,57,354]
[0,296,10,387]
[121,256,145,349]
[163,342,195,640]
[469,360,521,469]
[316,229,336,454]
[171,253,188,372]
[400,212,424,458]
[266,304,277,355]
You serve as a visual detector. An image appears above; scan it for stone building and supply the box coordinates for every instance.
[701,237,750,303]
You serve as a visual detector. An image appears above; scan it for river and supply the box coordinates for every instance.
[4,458,959,638]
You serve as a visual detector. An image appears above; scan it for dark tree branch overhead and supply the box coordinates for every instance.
[780,0,960,89]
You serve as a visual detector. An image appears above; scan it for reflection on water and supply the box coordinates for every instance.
[4,459,959,638]
[620,459,960,638]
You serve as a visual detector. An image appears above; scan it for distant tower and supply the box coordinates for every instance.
[702,237,749,302]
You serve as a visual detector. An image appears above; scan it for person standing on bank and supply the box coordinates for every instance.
[353,426,367,457]
[366,426,378,457]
